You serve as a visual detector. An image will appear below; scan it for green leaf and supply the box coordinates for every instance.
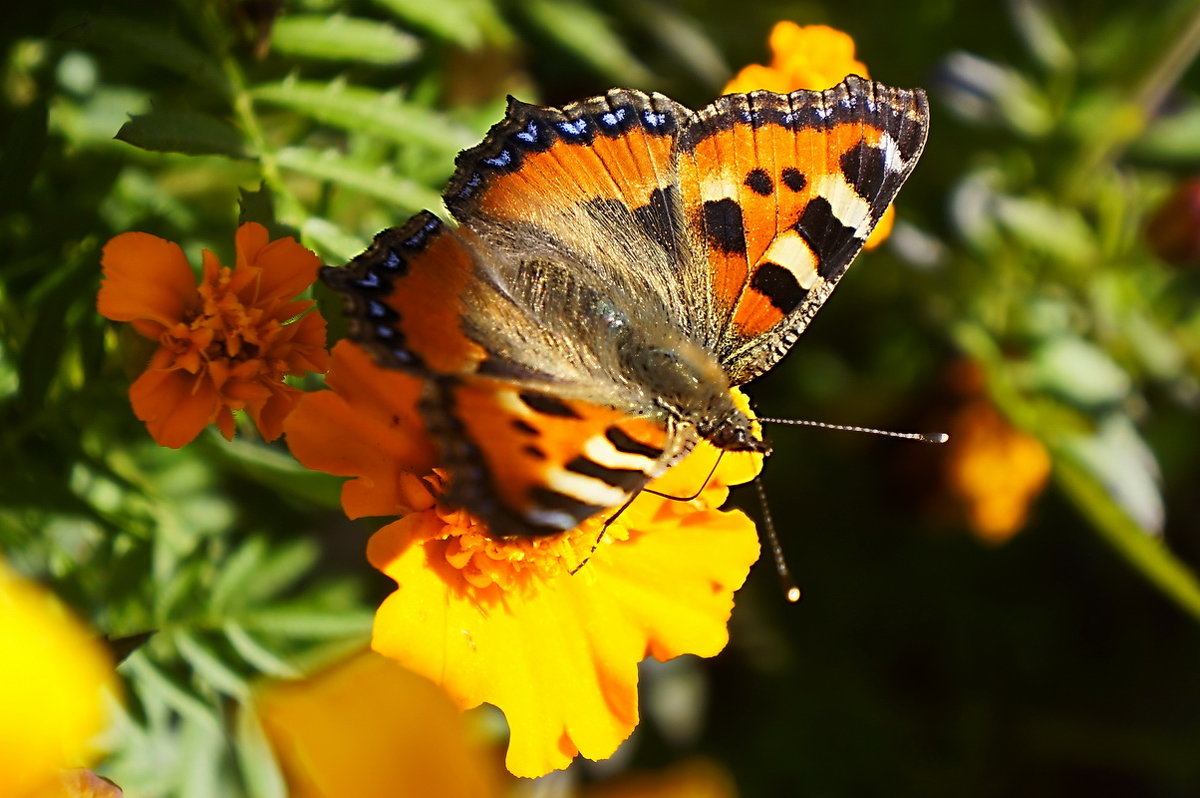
[1054,445,1200,623]
[1064,414,1163,534]
[236,704,288,798]
[123,653,221,732]
[1029,336,1131,406]
[115,111,247,158]
[270,15,420,65]
[0,97,47,216]
[241,606,375,638]
[521,0,654,86]
[174,632,249,699]
[369,0,485,47]
[302,217,370,263]
[275,146,444,211]
[224,623,301,678]
[251,80,476,153]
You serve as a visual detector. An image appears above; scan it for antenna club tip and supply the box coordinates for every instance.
[927,432,950,444]
[785,586,802,603]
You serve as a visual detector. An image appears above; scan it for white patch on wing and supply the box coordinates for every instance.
[582,433,657,472]
[815,173,873,237]
[760,231,820,289]
[699,176,741,203]
[879,132,905,174]
[545,469,628,508]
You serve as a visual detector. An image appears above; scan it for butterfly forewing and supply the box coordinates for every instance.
[675,76,929,385]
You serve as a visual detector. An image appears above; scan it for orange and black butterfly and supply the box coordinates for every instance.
[323,76,929,536]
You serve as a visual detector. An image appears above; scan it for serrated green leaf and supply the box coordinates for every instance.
[174,631,249,699]
[276,146,443,211]
[241,606,375,638]
[225,623,301,678]
[251,81,476,152]
[369,0,484,47]
[209,434,343,509]
[209,537,268,613]
[271,15,420,65]
[521,0,654,86]
[123,653,221,732]
[115,111,247,158]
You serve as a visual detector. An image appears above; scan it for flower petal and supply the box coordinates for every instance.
[237,223,323,307]
[98,233,197,333]
[129,368,220,448]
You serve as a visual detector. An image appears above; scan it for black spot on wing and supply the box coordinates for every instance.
[702,198,746,255]
[781,167,807,193]
[632,186,680,257]
[794,197,860,281]
[523,445,548,460]
[512,419,538,435]
[566,456,647,491]
[744,168,773,196]
[839,141,888,203]
[605,427,664,459]
[519,391,583,418]
[750,262,808,314]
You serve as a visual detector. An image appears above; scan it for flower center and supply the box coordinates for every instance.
[421,496,627,594]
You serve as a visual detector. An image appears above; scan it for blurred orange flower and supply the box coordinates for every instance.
[723,21,894,249]
[256,650,499,798]
[98,223,329,448]
[944,364,1051,543]
[284,342,761,778]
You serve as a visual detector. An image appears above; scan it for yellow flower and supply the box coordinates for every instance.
[0,563,118,798]
[284,342,762,777]
[723,21,894,249]
[944,363,1051,542]
[256,650,499,798]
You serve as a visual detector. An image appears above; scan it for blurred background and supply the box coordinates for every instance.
[3,0,1200,795]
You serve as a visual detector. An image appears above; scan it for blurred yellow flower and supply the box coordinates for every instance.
[723,21,894,249]
[0,563,118,798]
[256,650,499,798]
[944,365,1051,542]
[285,342,762,778]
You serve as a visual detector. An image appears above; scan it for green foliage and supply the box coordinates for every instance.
[3,0,1200,795]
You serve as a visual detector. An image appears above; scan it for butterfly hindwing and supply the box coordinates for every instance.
[320,212,487,375]
[675,76,929,384]
[423,375,692,536]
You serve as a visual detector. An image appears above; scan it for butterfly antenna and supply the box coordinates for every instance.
[757,418,949,444]
[754,475,801,603]
[569,490,643,576]
[643,450,726,501]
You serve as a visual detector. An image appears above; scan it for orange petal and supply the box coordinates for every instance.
[863,204,895,250]
[129,367,220,448]
[255,650,499,798]
[237,224,322,306]
[284,391,436,517]
[721,63,794,94]
[98,233,197,331]
[249,383,300,442]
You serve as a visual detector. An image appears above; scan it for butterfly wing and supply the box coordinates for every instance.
[674,76,929,384]
[424,375,693,536]
[324,207,696,537]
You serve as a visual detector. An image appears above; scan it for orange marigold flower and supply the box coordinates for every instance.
[284,342,762,778]
[256,650,500,798]
[98,223,330,448]
[723,21,894,250]
[944,364,1051,543]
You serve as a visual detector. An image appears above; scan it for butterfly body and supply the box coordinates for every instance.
[324,76,929,537]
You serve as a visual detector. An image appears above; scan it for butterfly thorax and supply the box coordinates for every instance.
[618,335,769,456]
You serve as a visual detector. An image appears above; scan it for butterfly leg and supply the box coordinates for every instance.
[568,488,646,576]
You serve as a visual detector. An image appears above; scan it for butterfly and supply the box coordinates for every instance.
[322,75,929,537]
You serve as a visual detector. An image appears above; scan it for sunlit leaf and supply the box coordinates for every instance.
[270,15,420,65]
[520,0,654,86]
[251,81,476,152]
[276,146,444,211]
